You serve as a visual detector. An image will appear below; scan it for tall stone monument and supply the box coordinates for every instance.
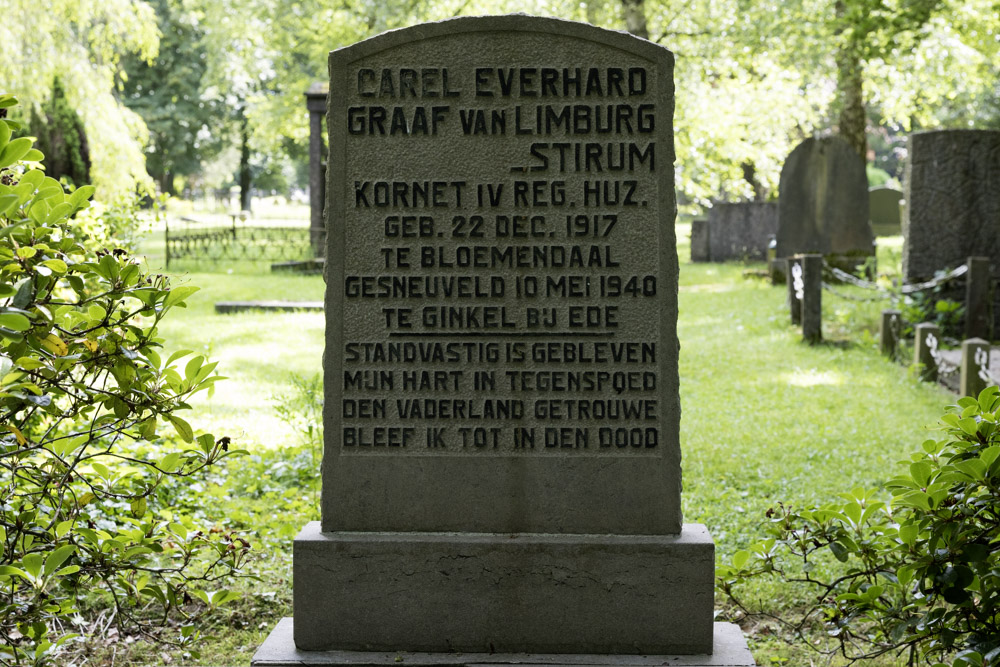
[254,15,753,666]
[776,136,874,269]
[903,130,1000,334]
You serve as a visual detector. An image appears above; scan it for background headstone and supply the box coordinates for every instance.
[690,218,709,262]
[868,186,902,236]
[249,16,751,664]
[776,136,874,268]
[706,202,777,261]
[902,130,1000,338]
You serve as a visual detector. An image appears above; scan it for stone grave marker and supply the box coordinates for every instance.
[902,130,1000,335]
[707,201,777,261]
[690,218,709,262]
[868,186,902,236]
[253,15,753,667]
[776,136,874,269]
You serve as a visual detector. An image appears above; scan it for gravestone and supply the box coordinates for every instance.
[868,186,902,236]
[902,130,1000,336]
[776,136,874,269]
[253,14,753,667]
[690,218,709,262]
[706,202,777,261]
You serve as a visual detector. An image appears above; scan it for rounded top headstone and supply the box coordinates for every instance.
[776,135,873,259]
[322,13,683,536]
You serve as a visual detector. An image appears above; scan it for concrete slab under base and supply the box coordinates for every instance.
[252,619,756,666]
[293,523,715,654]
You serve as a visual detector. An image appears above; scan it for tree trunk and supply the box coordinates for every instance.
[836,44,866,161]
[239,111,252,212]
[621,0,649,39]
[834,1,866,161]
[160,170,176,196]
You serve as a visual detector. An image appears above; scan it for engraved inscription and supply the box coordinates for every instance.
[340,63,660,455]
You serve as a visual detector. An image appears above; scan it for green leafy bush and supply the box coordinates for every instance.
[719,386,1000,667]
[0,94,247,665]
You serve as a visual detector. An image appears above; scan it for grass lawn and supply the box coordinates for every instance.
[104,224,956,666]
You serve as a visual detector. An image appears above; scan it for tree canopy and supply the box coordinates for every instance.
[0,0,160,198]
[3,0,997,208]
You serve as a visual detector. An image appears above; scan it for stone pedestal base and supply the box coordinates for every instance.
[290,522,715,655]
[253,619,755,666]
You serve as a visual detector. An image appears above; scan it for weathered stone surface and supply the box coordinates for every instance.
[254,14,750,664]
[960,338,990,398]
[914,323,941,383]
[324,15,680,536]
[902,131,1000,283]
[869,186,902,236]
[801,254,822,344]
[880,310,901,359]
[776,136,874,263]
[707,202,777,261]
[966,256,993,340]
[293,522,714,654]
[902,131,1000,335]
[690,219,709,262]
[255,618,756,666]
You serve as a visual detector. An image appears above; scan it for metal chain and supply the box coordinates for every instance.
[823,262,969,296]
[821,282,890,302]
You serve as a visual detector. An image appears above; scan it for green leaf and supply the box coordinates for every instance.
[167,414,194,442]
[55,520,73,538]
[22,553,43,578]
[0,137,33,169]
[22,149,43,162]
[45,202,73,224]
[166,349,193,367]
[0,312,31,332]
[909,460,933,487]
[829,541,850,562]
[160,452,182,472]
[130,497,148,518]
[0,119,9,146]
[40,259,67,274]
[68,185,96,210]
[0,565,30,580]
[0,194,18,216]
[962,543,990,562]
[980,446,1000,469]
[185,355,204,382]
[91,461,111,479]
[165,285,199,308]
[898,523,918,546]
[18,169,43,190]
[957,417,979,437]
[44,545,76,576]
